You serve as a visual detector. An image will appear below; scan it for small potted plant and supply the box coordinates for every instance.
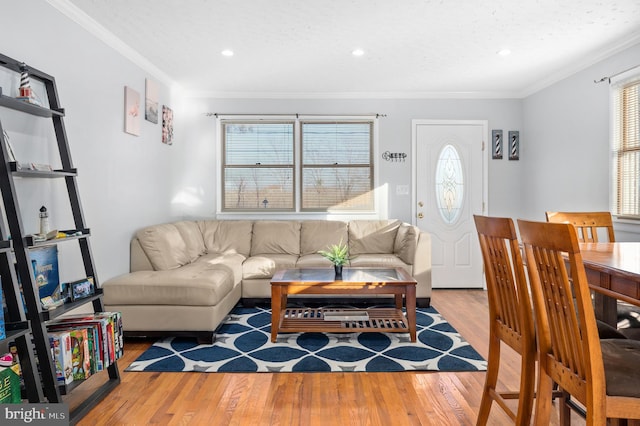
[318,240,350,279]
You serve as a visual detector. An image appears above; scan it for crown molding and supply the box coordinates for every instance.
[183,90,523,100]
[46,0,175,88]
[519,32,640,98]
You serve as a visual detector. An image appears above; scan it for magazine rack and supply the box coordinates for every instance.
[0,52,120,423]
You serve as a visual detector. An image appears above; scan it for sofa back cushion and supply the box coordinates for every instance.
[173,221,206,262]
[251,221,301,255]
[136,223,190,270]
[300,220,349,255]
[348,220,401,255]
[394,223,418,264]
[198,220,253,256]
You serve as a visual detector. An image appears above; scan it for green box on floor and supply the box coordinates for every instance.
[0,364,21,403]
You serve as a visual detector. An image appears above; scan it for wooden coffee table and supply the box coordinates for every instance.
[270,267,417,342]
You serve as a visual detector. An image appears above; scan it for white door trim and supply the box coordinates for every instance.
[411,119,489,227]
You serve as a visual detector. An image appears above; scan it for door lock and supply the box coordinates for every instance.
[418,201,424,207]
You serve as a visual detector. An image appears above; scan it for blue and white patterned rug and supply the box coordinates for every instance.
[126,306,486,373]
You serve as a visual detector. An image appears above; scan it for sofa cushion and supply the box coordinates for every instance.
[296,253,334,268]
[199,220,253,256]
[348,220,401,256]
[300,220,348,256]
[195,252,245,285]
[102,262,234,306]
[136,223,190,270]
[174,220,206,262]
[243,254,299,279]
[394,223,418,265]
[349,254,409,270]
[251,221,300,255]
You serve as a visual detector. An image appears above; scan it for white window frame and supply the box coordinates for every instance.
[216,114,380,218]
[610,67,640,220]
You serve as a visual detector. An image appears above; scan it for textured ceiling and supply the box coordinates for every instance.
[58,0,640,97]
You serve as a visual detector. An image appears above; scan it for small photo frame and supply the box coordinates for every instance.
[491,130,503,159]
[162,105,174,145]
[508,131,520,160]
[69,277,95,301]
[145,78,159,124]
[124,86,141,136]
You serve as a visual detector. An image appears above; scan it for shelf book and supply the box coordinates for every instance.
[46,312,122,385]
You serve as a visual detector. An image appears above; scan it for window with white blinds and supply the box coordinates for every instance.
[301,122,373,211]
[221,118,375,212]
[222,122,295,211]
[612,76,640,218]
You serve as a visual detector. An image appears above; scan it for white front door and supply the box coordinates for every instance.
[412,120,487,288]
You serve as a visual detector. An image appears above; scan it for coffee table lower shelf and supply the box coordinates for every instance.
[276,307,409,335]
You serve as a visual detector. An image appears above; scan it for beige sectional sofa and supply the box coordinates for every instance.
[102,219,431,343]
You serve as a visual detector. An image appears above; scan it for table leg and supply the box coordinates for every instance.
[405,285,417,342]
[394,294,403,309]
[593,292,618,327]
[271,285,282,342]
[591,272,619,327]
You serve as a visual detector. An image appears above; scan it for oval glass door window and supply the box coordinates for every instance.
[435,144,464,224]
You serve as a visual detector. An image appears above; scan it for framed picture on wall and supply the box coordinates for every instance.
[508,131,520,160]
[491,130,503,159]
[145,78,159,124]
[124,86,141,136]
[162,105,174,145]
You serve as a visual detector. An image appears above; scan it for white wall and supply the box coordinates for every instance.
[522,42,640,240]
[179,97,523,223]
[0,0,182,282]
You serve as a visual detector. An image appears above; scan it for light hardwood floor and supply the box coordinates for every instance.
[71,289,589,425]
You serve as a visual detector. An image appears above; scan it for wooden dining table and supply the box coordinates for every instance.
[580,242,640,326]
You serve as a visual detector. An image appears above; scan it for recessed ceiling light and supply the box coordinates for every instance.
[352,49,365,57]
[497,48,511,56]
[221,49,234,57]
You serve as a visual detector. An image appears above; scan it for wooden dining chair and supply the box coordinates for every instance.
[546,210,637,339]
[545,211,615,243]
[518,219,640,425]
[473,215,536,425]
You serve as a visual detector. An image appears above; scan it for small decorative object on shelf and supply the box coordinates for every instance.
[318,240,350,280]
[2,129,17,162]
[16,63,41,106]
[39,205,49,235]
[68,277,95,302]
[29,245,60,300]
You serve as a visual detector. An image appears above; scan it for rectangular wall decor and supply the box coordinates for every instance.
[162,105,174,145]
[145,78,159,124]
[491,129,503,159]
[124,86,141,136]
[508,130,519,160]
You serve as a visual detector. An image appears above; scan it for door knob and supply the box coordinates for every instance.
[417,212,424,219]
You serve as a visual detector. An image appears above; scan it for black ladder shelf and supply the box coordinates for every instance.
[0,52,120,423]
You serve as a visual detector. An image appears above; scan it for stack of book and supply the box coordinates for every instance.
[46,312,123,384]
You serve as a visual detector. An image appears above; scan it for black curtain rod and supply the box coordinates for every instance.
[594,64,640,84]
[205,113,387,118]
